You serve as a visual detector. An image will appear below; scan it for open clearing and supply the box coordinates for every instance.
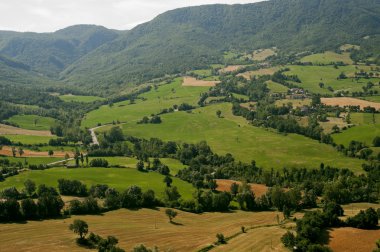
[328,227,380,252]
[82,78,209,128]
[0,123,53,136]
[1,134,56,145]
[219,65,245,73]
[321,97,380,110]
[0,146,72,158]
[275,99,311,108]
[5,115,56,131]
[0,208,282,252]
[300,51,353,65]
[0,167,194,200]
[182,76,220,87]
[284,65,379,95]
[59,94,105,103]
[252,48,277,61]
[216,179,268,198]
[238,67,279,80]
[266,80,289,93]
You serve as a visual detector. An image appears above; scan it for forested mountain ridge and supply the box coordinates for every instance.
[0,0,379,93]
[61,0,380,90]
[0,25,122,77]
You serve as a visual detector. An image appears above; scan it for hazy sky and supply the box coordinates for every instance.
[0,0,262,33]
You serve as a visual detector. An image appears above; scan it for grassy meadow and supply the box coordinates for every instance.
[332,113,380,147]
[59,94,105,103]
[0,156,63,165]
[3,135,56,145]
[118,103,364,171]
[82,78,209,128]
[5,115,56,131]
[0,167,194,200]
[300,51,353,64]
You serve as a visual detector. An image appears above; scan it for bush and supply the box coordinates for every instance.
[346,208,378,229]
[216,233,226,244]
[89,158,109,168]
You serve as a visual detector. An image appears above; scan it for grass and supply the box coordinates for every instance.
[3,135,56,144]
[5,115,56,131]
[332,113,380,147]
[300,51,353,64]
[275,98,311,108]
[119,102,364,171]
[266,80,289,93]
[0,156,63,165]
[0,208,283,252]
[0,167,194,200]
[190,69,212,76]
[252,48,276,61]
[59,94,105,103]
[81,78,209,128]
[284,65,379,94]
[360,96,380,102]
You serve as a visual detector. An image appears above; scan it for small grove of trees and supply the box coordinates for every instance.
[69,220,125,251]
[281,204,379,251]
[89,158,109,168]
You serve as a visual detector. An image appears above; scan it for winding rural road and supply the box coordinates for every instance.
[89,123,126,145]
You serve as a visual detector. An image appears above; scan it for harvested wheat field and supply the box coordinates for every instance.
[219,65,245,73]
[0,146,72,158]
[182,77,220,87]
[238,67,279,80]
[321,97,380,110]
[0,208,282,252]
[0,124,53,136]
[216,179,268,197]
[214,226,287,252]
[328,227,380,252]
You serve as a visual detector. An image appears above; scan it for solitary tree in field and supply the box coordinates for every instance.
[216,233,226,244]
[85,155,89,167]
[165,209,177,223]
[69,219,88,239]
[18,147,24,157]
[163,176,173,187]
[48,150,54,157]
[11,147,17,158]
[216,110,222,118]
[80,153,84,167]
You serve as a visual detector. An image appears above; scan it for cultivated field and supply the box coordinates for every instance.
[219,65,245,73]
[321,97,380,110]
[0,146,72,158]
[300,51,353,65]
[182,76,220,87]
[275,99,311,108]
[216,179,268,197]
[0,167,195,200]
[0,123,53,136]
[328,227,380,252]
[5,115,56,131]
[59,94,105,103]
[0,208,283,252]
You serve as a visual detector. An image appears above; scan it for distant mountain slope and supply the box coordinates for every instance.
[0,25,122,77]
[62,0,380,89]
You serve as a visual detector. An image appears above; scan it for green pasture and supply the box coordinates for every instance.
[0,167,194,199]
[59,94,105,103]
[81,78,209,128]
[3,135,56,145]
[300,51,353,64]
[0,156,63,166]
[5,115,56,131]
[266,80,289,93]
[119,102,364,171]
